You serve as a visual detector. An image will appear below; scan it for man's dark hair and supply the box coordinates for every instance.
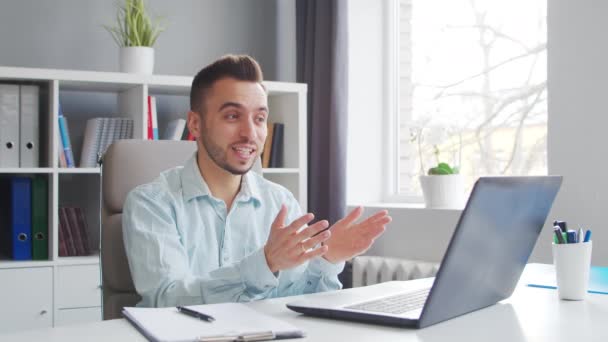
[190,54,264,114]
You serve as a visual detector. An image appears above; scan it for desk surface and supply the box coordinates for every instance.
[2,264,608,341]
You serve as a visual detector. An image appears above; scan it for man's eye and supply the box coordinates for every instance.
[225,113,238,120]
[256,116,267,123]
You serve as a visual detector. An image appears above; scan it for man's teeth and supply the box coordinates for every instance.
[234,147,254,154]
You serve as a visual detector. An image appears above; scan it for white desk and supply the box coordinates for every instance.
[2,264,608,341]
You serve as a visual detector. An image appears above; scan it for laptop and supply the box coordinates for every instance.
[287,176,562,329]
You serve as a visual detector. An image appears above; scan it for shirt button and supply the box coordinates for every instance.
[307,281,312,286]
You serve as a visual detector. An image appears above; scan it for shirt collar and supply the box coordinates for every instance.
[181,153,262,207]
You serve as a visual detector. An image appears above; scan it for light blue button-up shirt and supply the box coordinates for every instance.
[122,154,344,307]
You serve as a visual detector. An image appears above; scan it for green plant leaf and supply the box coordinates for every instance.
[105,0,165,47]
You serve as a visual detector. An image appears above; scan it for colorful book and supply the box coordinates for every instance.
[57,104,75,168]
[31,176,48,260]
[147,96,154,140]
[59,207,77,256]
[151,96,159,140]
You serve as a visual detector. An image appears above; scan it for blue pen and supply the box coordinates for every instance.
[584,229,592,243]
[566,230,577,244]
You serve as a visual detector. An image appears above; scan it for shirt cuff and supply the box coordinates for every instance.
[308,257,345,277]
[239,247,279,293]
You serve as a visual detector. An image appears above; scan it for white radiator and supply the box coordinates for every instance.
[352,256,440,287]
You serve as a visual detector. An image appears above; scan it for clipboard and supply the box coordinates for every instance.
[123,303,304,342]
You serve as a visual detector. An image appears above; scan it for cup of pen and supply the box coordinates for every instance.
[552,231,592,300]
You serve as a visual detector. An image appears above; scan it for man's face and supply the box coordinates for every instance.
[196,78,268,175]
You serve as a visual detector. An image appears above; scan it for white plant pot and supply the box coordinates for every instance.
[119,46,154,74]
[420,174,465,209]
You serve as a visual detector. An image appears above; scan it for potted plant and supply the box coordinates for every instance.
[105,0,165,74]
[412,123,465,209]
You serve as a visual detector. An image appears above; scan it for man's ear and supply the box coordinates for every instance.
[186,110,201,139]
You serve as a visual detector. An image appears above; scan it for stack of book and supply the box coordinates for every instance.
[0,175,48,260]
[58,206,91,257]
[261,122,284,168]
[79,117,134,167]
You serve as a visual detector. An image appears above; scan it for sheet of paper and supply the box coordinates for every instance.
[123,302,303,342]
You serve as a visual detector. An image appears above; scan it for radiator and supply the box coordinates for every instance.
[352,256,440,287]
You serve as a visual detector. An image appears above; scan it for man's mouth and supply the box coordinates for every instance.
[232,145,257,159]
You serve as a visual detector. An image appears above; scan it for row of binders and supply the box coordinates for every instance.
[58,206,91,257]
[0,84,40,168]
[262,122,284,168]
[0,176,48,260]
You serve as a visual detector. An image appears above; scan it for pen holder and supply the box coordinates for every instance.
[552,241,592,300]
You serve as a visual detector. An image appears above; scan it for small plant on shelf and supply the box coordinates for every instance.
[104,0,165,47]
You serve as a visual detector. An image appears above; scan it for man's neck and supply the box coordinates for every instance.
[196,150,242,210]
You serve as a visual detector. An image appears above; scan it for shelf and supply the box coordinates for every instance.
[56,254,100,266]
[0,259,54,269]
[262,168,300,174]
[57,168,101,174]
[0,167,53,174]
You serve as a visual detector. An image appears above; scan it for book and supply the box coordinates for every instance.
[269,122,284,168]
[162,118,186,140]
[151,96,159,140]
[31,176,48,260]
[123,303,304,342]
[57,105,75,168]
[262,122,274,168]
[526,263,608,295]
[65,207,86,256]
[59,207,77,256]
[147,96,154,140]
[80,117,134,167]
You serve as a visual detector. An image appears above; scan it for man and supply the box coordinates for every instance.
[123,55,391,307]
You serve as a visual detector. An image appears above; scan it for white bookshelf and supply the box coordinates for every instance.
[0,66,307,333]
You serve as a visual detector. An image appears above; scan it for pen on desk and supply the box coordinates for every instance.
[554,226,566,244]
[176,306,215,322]
[584,229,592,243]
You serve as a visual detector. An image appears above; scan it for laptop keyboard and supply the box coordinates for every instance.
[345,288,430,315]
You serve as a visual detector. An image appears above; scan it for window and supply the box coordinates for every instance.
[391,0,547,201]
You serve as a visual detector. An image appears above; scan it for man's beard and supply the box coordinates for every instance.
[200,127,255,176]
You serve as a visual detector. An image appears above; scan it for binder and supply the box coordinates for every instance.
[19,85,40,167]
[0,177,32,260]
[0,84,20,167]
[31,176,48,260]
[262,122,274,168]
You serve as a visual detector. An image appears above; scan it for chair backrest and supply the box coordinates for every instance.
[100,139,262,319]
[101,140,197,319]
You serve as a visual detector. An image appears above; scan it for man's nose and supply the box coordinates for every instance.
[240,118,257,139]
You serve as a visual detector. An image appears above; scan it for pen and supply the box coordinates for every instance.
[584,229,592,243]
[566,230,577,244]
[177,306,215,322]
[554,220,568,233]
[554,226,565,244]
[578,228,584,243]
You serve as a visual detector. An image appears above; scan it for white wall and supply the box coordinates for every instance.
[348,1,608,266]
[0,0,294,81]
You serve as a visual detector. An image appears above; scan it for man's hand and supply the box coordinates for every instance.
[264,205,332,273]
[322,207,391,264]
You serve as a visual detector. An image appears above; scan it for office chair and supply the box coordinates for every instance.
[100,140,197,320]
[100,139,263,320]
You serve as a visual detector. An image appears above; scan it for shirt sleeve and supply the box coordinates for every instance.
[122,185,279,307]
[270,191,345,297]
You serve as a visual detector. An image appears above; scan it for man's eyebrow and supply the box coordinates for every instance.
[218,102,244,111]
[218,102,269,113]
